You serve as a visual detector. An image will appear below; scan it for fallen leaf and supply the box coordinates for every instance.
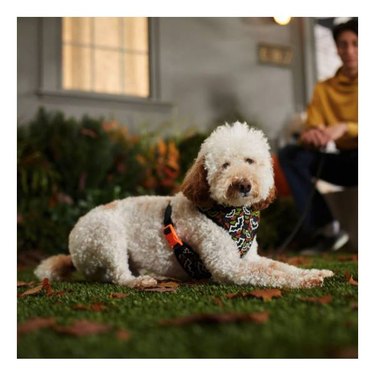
[249,289,282,301]
[72,303,107,312]
[158,281,180,289]
[140,286,177,293]
[42,278,53,295]
[338,255,358,262]
[138,280,180,292]
[160,311,269,326]
[18,283,44,297]
[344,272,358,286]
[54,319,110,336]
[247,311,270,324]
[18,317,56,335]
[116,329,131,341]
[213,297,224,307]
[300,295,333,304]
[18,278,63,297]
[17,280,36,288]
[226,289,282,302]
[109,292,129,299]
[347,276,358,286]
[72,304,87,311]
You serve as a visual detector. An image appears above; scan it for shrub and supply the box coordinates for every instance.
[17,109,298,256]
[17,109,181,255]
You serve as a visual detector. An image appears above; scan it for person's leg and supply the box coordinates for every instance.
[278,145,334,233]
[278,146,357,252]
[308,149,358,250]
[317,150,358,187]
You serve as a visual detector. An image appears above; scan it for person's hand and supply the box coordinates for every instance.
[300,123,348,149]
[300,128,330,148]
[324,123,348,141]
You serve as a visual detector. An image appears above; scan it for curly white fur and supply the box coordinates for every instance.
[35,122,334,288]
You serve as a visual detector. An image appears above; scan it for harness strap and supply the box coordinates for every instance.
[163,202,173,226]
[163,203,183,248]
[163,202,211,280]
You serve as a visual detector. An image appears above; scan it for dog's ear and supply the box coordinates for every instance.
[251,185,277,211]
[180,156,213,207]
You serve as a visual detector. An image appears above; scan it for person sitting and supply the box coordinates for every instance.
[278,19,358,254]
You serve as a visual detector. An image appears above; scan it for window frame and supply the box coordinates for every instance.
[38,17,169,110]
[289,17,318,111]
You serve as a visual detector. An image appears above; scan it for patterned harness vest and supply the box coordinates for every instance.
[163,203,260,280]
[199,205,260,258]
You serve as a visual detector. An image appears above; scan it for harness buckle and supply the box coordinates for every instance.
[163,224,183,249]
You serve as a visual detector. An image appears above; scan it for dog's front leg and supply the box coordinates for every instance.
[199,239,333,288]
[242,255,334,288]
[253,256,334,279]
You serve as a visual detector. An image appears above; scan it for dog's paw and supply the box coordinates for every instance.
[300,275,324,288]
[319,269,334,278]
[126,275,158,288]
[302,268,334,279]
[299,269,335,288]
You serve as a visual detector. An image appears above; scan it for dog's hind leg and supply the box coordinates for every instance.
[72,239,157,288]
[69,216,157,288]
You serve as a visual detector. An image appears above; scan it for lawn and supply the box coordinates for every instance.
[17,253,357,358]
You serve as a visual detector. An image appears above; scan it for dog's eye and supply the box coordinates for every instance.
[245,158,254,165]
[222,162,230,169]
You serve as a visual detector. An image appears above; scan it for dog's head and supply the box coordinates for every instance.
[180,122,276,209]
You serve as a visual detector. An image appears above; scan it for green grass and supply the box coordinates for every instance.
[17,254,357,358]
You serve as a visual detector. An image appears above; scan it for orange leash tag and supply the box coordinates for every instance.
[163,224,183,248]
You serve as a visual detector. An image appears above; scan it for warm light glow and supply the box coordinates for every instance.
[62,17,149,97]
[273,17,291,26]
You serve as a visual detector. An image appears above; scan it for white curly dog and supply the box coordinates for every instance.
[35,122,334,288]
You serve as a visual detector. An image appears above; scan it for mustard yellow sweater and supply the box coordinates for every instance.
[306,67,358,150]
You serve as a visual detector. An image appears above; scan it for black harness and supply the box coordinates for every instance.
[163,203,211,279]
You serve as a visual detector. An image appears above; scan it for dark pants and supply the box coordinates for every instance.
[278,145,358,234]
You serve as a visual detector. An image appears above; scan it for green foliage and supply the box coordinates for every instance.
[176,132,208,175]
[17,109,177,255]
[17,108,297,256]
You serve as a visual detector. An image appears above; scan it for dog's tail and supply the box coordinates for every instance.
[34,254,76,281]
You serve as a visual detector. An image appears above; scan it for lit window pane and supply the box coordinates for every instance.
[94,18,121,49]
[123,18,148,52]
[94,49,121,94]
[123,53,149,97]
[63,17,91,45]
[62,17,149,97]
[62,45,91,91]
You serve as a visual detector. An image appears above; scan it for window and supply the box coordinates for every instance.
[314,18,341,81]
[62,17,150,98]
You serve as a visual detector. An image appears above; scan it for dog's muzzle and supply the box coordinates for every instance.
[227,178,252,199]
[234,179,252,197]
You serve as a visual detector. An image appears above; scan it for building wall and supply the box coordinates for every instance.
[160,17,296,140]
[17,17,314,143]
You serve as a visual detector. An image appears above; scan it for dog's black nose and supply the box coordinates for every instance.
[239,182,251,194]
